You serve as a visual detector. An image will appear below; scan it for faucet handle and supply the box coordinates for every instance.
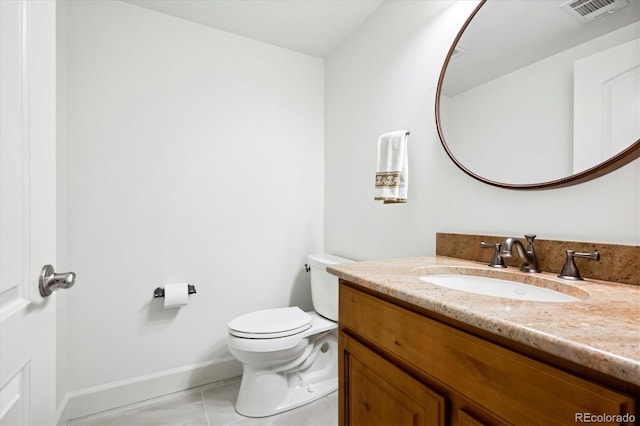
[524,234,537,246]
[480,241,507,268]
[558,249,600,281]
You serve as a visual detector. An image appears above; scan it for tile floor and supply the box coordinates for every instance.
[68,379,338,426]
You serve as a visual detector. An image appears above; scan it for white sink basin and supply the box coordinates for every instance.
[419,274,580,303]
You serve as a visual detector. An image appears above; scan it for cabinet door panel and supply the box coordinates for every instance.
[341,333,445,426]
[458,409,491,426]
[350,358,421,425]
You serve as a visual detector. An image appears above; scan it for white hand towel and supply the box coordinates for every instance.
[374,130,409,204]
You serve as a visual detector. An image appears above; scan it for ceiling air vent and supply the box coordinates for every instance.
[561,0,630,23]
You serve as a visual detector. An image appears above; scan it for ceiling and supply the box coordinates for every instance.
[122,0,385,58]
[442,0,639,95]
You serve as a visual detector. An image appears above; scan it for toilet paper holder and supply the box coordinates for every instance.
[153,284,197,299]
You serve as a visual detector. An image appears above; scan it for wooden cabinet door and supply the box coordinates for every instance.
[340,332,445,426]
[457,409,495,426]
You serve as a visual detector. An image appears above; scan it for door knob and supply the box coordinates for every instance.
[39,264,76,297]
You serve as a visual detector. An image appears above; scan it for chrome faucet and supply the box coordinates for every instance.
[499,234,540,273]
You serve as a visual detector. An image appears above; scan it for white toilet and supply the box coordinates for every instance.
[227,253,352,418]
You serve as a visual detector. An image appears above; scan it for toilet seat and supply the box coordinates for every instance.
[229,307,312,339]
[228,310,336,353]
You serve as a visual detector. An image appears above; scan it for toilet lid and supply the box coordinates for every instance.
[228,307,312,339]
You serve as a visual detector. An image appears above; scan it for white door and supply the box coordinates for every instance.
[1,1,59,424]
[573,39,640,173]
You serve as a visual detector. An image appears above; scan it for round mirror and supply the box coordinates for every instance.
[436,0,640,190]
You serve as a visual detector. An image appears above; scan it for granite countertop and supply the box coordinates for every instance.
[327,256,640,386]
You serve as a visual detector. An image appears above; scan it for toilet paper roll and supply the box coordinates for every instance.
[163,283,189,308]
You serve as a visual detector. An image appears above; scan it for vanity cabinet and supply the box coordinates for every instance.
[338,282,637,426]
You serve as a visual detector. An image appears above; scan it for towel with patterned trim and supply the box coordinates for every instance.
[374,130,409,204]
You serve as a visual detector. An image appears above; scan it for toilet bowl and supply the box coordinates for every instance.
[226,253,352,418]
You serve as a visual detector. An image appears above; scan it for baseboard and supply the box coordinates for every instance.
[56,356,242,425]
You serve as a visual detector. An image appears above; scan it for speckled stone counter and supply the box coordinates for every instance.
[327,256,640,386]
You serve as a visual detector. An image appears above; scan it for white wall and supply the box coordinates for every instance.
[325,0,640,262]
[57,0,324,411]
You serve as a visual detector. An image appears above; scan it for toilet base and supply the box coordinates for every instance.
[234,330,337,418]
[236,375,337,418]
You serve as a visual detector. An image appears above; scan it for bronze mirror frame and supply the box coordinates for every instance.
[435,0,640,190]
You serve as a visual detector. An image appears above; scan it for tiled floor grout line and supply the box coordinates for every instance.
[201,389,212,426]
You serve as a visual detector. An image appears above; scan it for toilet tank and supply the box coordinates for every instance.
[308,253,353,321]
